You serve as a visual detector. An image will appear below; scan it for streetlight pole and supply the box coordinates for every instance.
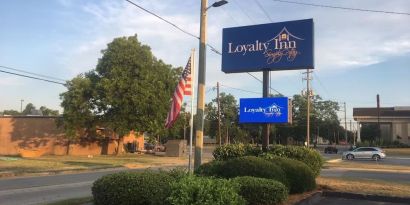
[194,0,208,170]
[194,0,227,169]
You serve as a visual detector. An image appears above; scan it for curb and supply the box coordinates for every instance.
[323,191,410,204]
[294,191,323,205]
[295,191,410,205]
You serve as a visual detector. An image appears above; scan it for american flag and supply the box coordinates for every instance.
[165,56,192,128]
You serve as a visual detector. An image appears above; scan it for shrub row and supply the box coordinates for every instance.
[233,176,288,205]
[267,145,323,177]
[93,170,288,205]
[264,155,316,193]
[167,175,246,205]
[197,156,315,194]
[197,156,288,187]
[212,144,323,177]
[92,171,176,205]
[212,143,259,161]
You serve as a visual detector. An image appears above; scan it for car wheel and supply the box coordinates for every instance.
[347,154,354,160]
[372,154,380,161]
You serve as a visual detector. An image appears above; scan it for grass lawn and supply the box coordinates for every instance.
[384,148,410,156]
[317,176,410,198]
[0,154,189,177]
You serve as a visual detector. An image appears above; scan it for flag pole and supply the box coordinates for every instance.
[188,49,195,173]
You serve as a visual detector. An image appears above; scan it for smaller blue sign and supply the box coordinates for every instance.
[239,97,290,123]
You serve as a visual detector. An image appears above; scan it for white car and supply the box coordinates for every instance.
[342,147,386,161]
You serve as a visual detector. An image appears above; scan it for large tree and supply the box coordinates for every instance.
[277,94,340,144]
[205,92,250,144]
[60,35,180,154]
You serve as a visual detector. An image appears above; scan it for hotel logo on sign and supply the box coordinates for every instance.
[227,27,304,65]
[243,103,283,118]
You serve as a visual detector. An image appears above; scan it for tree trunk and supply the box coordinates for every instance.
[66,140,71,155]
[116,135,124,155]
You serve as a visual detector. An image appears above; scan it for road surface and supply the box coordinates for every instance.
[0,168,132,205]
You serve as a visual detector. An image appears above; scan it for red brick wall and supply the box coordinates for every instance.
[0,116,143,157]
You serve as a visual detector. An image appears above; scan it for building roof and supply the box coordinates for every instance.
[353,107,410,117]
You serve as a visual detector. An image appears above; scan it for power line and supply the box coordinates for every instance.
[125,0,285,96]
[312,72,332,99]
[255,0,273,22]
[271,0,410,16]
[0,69,66,85]
[125,0,221,55]
[246,72,284,96]
[0,65,66,82]
[231,0,257,23]
[220,84,261,95]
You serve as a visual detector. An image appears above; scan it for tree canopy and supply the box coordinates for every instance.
[60,35,185,146]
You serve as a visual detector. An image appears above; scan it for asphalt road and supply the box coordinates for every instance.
[0,168,135,205]
[323,153,410,166]
[315,197,409,205]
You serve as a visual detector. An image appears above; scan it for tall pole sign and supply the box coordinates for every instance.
[222,19,314,151]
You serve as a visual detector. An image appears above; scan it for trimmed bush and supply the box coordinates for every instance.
[194,160,224,176]
[233,176,288,205]
[213,143,255,160]
[167,167,189,180]
[197,156,288,187]
[268,145,323,177]
[92,171,174,205]
[265,155,316,193]
[167,176,246,205]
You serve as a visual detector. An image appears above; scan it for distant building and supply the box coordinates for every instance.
[353,106,410,145]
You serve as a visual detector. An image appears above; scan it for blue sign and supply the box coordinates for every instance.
[222,19,314,73]
[239,97,291,123]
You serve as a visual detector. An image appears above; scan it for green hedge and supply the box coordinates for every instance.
[197,156,288,187]
[265,156,316,193]
[213,143,259,160]
[195,160,224,176]
[232,176,288,205]
[167,176,245,205]
[92,171,174,205]
[268,145,323,177]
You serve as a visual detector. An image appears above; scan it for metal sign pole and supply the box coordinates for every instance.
[188,49,195,173]
[262,70,270,151]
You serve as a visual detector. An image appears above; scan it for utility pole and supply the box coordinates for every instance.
[377,94,381,144]
[303,70,312,147]
[350,120,352,143]
[344,102,347,143]
[217,82,221,146]
[20,99,24,113]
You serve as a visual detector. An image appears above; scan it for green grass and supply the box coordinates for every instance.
[0,154,189,177]
[317,176,410,198]
[384,148,410,156]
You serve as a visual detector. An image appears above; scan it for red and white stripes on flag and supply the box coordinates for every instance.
[165,56,192,128]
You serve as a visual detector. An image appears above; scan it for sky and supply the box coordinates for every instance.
[1,0,409,130]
